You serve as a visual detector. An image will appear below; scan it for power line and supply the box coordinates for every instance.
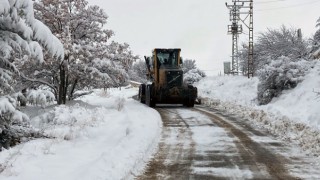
[256,0,320,11]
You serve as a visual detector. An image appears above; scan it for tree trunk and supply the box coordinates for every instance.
[20,89,27,106]
[69,79,78,100]
[63,74,68,103]
[58,54,70,105]
[58,65,65,105]
[58,62,68,104]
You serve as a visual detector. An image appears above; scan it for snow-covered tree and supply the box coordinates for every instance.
[182,59,197,73]
[130,60,148,83]
[239,25,308,75]
[241,26,313,105]
[32,0,113,104]
[257,57,313,105]
[105,41,139,72]
[0,0,64,150]
[182,59,206,84]
[18,0,138,104]
[315,17,320,43]
[311,17,320,59]
[0,0,63,94]
[26,88,55,107]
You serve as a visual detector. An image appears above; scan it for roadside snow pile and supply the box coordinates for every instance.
[197,75,259,106]
[0,87,162,180]
[196,62,320,156]
[263,62,320,129]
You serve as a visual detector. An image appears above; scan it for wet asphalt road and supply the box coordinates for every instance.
[136,105,320,180]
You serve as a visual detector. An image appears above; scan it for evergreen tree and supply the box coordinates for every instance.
[0,0,63,149]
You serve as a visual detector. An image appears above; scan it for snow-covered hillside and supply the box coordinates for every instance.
[196,61,320,156]
[0,87,161,180]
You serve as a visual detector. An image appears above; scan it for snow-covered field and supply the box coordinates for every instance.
[0,87,162,180]
[196,61,320,157]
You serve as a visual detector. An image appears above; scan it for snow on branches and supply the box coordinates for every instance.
[182,59,206,84]
[311,17,320,59]
[237,25,318,105]
[0,0,64,94]
[130,60,148,83]
[1,0,64,149]
[26,89,55,107]
[239,25,308,75]
[257,57,314,105]
[31,0,138,103]
[0,0,64,60]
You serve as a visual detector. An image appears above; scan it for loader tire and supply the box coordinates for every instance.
[189,99,195,107]
[146,85,155,108]
[184,86,196,108]
[139,84,146,103]
[184,97,194,108]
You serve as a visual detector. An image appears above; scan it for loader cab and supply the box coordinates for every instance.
[153,49,181,68]
[156,50,180,68]
[151,49,183,88]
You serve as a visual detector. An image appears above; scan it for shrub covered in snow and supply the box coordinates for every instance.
[182,59,206,84]
[130,60,148,83]
[184,69,206,85]
[0,96,30,149]
[239,25,308,75]
[26,89,55,107]
[257,57,314,105]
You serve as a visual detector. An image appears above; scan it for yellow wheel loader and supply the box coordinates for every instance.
[138,48,197,107]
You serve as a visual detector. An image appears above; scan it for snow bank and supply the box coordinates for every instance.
[197,75,259,106]
[0,87,162,180]
[196,62,320,156]
[263,62,320,129]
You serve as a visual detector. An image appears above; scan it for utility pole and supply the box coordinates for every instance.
[247,0,254,78]
[226,1,243,75]
[226,0,254,78]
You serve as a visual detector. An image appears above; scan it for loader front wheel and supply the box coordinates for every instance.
[184,96,194,108]
[146,85,155,108]
[139,84,146,103]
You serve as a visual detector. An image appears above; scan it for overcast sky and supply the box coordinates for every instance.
[87,0,319,76]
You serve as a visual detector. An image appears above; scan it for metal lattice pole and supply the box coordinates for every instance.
[226,2,243,75]
[247,0,254,78]
[226,0,254,78]
[232,33,239,75]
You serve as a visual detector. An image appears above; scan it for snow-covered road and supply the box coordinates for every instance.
[137,105,320,179]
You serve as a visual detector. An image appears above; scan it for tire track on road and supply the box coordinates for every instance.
[136,108,195,179]
[194,107,298,180]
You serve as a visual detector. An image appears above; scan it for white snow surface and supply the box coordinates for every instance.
[196,61,320,156]
[264,62,320,129]
[0,87,162,180]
